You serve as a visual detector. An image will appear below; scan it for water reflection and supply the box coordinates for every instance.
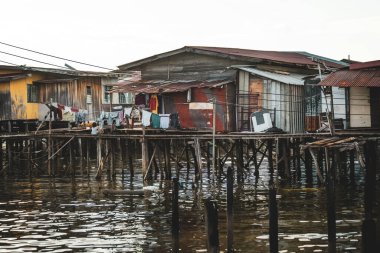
[0,159,364,252]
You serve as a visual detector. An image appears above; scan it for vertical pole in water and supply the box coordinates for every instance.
[165,140,172,180]
[185,142,191,177]
[48,98,52,176]
[236,139,244,182]
[7,140,12,174]
[268,139,278,253]
[325,148,336,253]
[142,127,148,180]
[212,97,216,181]
[204,198,219,253]
[349,150,355,184]
[78,138,83,176]
[97,137,102,169]
[227,167,234,252]
[305,147,313,187]
[128,140,134,179]
[86,139,90,175]
[362,140,377,253]
[0,138,3,172]
[172,178,179,253]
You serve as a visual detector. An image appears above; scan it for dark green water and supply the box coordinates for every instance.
[0,158,365,252]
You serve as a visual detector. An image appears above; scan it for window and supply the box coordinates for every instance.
[27,84,39,103]
[119,93,126,104]
[104,85,112,103]
[86,86,92,104]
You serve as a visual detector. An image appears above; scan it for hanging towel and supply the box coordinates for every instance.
[124,107,132,118]
[142,110,152,127]
[149,95,158,114]
[159,114,170,129]
[151,113,160,129]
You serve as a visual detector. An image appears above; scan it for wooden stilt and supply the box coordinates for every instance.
[362,140,377,253]
[142,135,149,180]
[165,140,172,180]
[127,140,134,179]
[185,142,191,177]
[226,167,234,253]
[78,138,83,176]
[349,150,355,184]
[236,139,244,182]
[172,178,179,253]
[305,149,313,186]
[86,139,90,175]
[325,148,336,253]
[0,139,3,173]
[204,198,219,253]
[7,140,12,174]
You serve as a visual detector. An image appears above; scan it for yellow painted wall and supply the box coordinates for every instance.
[9,72,43,120]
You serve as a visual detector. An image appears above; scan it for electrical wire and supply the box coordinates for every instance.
[0,50,72,70]
[0,41,114,71]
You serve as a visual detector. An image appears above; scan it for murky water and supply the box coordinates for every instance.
[0,157,365,252]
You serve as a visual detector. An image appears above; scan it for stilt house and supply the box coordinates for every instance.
[116,46,347,132]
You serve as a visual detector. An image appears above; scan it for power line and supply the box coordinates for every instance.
[0,41,114,71]
[0,58,21,66]
[0,50,72,70]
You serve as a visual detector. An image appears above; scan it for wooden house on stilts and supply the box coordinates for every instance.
[116,46,347,133]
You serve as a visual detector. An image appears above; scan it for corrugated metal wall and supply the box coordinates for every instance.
[162,85,231,132]
[262,80,305,133]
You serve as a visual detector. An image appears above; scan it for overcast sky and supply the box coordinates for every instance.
[1,0,379,71]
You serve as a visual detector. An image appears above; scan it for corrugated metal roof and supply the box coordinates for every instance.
[0,73,29,82]
[190,47,348,68]
[233,66,307,85]
[320,69,380,87]
[112,79,232,94]
[118,46,348,70]
[349,60,380,70]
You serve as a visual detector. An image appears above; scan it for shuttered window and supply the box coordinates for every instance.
[27,84,39,103]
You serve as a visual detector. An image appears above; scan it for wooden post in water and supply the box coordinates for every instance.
[141,128,149,179]
[325,148,336,253]
[7,140,12,174]
[349,150,355,184]
[127,140,134,179]
[305,147,313,186]
[172,178,179,253]
[0,138,3,172]
[165,140,172,180]
[362,140,377,253]
[236,139,244,182]
[78,138,83,176]
[268,139,278,253]
[204,198,219,253]
[227,167,234,253]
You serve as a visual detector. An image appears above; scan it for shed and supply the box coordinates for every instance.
[319,60,380,129]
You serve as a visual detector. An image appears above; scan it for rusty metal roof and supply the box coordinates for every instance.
[112,79,232,94]
[349,60,380,70]
[320,69,380,87]
[0,73,29,82]
[118,46,348,70]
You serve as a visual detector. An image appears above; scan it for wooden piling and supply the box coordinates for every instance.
[362,140,377,253]
[268,139,278,253]
[305,147,313,186]
[172,178,179,253]
[0,139,3,173]
[7,140,12,174]
[227,167,234,253]
[127,140,134,178]
[204,198,219,253]
[236,139,244,182]
[349,150,355,184]
[165,140,172,180]
[78,138,83,175]
[325,148,336,253]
